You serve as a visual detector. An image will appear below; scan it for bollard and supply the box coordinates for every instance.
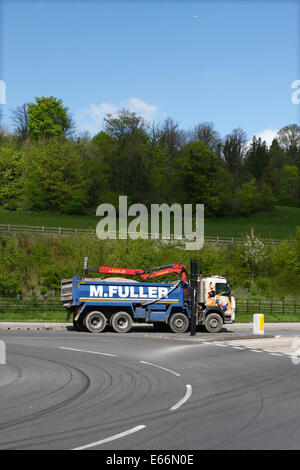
[0,340,6,365]
[253,313,264,335]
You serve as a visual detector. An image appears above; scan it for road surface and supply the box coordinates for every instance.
[0,327,300,450]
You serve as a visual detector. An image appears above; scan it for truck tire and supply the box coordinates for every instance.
[111,311,132,333]
[204,313,223,333]
[169,312,189,333]
[84,311,107,333]
[73,315,87,332]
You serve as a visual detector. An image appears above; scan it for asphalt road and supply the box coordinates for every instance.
[0,328,300,450]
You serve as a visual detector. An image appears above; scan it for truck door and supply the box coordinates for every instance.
[215,282,232,315]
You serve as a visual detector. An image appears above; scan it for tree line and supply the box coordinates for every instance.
[1,95,300,217]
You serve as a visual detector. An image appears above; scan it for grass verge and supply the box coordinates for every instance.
[1,205,300,239]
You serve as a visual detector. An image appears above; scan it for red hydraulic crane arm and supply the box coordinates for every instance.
[139,265,187,282]
[98,266,145,277]
[97,264,188,282]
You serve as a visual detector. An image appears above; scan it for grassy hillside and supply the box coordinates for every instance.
[0,206,300,239]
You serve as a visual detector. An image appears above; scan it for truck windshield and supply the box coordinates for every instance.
[215,283,231,296]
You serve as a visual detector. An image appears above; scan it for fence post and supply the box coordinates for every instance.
[58,227,62,236]
[283,299,285,316]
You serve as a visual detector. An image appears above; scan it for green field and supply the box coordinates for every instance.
[0,205,300,239]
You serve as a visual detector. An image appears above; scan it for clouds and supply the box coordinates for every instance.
[77,97,159,136]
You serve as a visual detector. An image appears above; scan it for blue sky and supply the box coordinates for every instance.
[0,0,299,144]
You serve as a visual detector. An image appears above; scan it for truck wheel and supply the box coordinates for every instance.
[111,311,132,333]
[73,318,82,331]
[169,313,189,333]
[204,313,223,333]
[73,315,87,332]
[84,311,107,333]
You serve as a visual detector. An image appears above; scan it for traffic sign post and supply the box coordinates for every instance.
[253,314,264,335]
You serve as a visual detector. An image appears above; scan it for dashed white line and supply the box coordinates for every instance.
[72,425,146,450]
[232,346,245,350]
[59,346,118,357]
[250,349,263,353]
[170,384,192,411]
[140,360,181,377]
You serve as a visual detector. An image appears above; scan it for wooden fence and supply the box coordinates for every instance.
[0,223,284,247]
[236,298,300,316]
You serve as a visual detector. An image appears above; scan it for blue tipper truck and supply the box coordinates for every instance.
[61,258,235,334]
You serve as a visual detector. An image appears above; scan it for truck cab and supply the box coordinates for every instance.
[196,275,235,332]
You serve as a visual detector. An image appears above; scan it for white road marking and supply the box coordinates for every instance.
[59,346,117,357]
[213,343,227,347]
[72,425,146,450]
[269,352,283,357]
[170,384,192,411]
[232,346,245,350]
[140,360,181,377]
[250,349,263,353]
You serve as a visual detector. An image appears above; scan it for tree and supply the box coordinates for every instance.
[241,230,266,285]
[22,137,88,214]
[174,141,233,215]
[10,103,29,140]
[246,135,270,180]
[103,110,153,205]
[0,146,23,209]
[277,124,300,152]
[278,165,300,205]
[269,138,286,169]
[27,96,74,140]
[233,179,261,215]
[76,131,114,209]
[104,109,148,144]
[277,124,300,169]
[223,128,247,186]
[188,121,222,154]
[158,117,186,163]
